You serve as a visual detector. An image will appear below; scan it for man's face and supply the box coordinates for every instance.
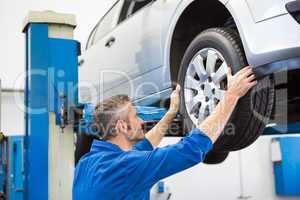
[126,103,145,142]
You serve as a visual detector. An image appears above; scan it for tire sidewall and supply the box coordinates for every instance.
[178,29,245,137]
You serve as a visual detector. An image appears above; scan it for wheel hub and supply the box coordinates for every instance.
[184,48,228,125]
[203,80,213,98]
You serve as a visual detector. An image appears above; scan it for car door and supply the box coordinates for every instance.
[79,0,163,104]
[107,0,164,102]
[79,0,124,104]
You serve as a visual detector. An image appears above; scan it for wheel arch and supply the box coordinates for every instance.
[164,0,244,83]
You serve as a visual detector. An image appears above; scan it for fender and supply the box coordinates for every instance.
[161,0,232,85]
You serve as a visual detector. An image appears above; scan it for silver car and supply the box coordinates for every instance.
[79,0,300,163]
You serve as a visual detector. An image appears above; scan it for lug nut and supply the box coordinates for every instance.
[205,107,210,116]
[212,88,215,94]
[214,98,219,104]
[205,97,209,102]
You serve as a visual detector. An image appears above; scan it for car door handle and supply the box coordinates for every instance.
[105,37,116,48]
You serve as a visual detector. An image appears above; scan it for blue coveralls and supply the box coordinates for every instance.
[73,128,213,200]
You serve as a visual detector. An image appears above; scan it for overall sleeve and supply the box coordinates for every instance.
[132,138,154,151]
[121,128,213,192]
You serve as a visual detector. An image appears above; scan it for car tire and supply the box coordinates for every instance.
[178,28,274,159]
[203,150,229,164]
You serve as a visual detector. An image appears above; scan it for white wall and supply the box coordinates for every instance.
[0,0,116,135]
[157,135,300,200]
[0,0,116,90]
[1,92,24,135]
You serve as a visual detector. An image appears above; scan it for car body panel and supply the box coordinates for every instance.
[245,0,287,22]
[101,66,171,105]
[79,0,300,104]
[227,0,300,68]
[161,0,198,94]
[245,0,296,22]
[79,0,164,103]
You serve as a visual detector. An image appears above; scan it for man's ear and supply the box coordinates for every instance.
[116,119,128,133]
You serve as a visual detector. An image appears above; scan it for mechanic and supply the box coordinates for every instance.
[73,66,257,200]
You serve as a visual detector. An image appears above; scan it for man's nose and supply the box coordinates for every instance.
[139,117,145,130]
[139,117,145,125]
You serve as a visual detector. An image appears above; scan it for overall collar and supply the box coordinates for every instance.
[91,139,123,152]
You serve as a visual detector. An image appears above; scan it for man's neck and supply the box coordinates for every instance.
[108,137,135,151]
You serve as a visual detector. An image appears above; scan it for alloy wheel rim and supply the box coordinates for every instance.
[184,48,228,125]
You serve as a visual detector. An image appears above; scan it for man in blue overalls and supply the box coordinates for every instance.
[73,66,257,199]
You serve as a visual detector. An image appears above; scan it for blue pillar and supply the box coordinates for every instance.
[25,23,50,200]
[0,134,7,198]
[23,11,78,200]
[7,136,25,200]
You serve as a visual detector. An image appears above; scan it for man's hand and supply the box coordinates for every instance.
[226,66,257,99]
[145,84,181,148]
[168,84,181,115]
[198,66,257,143]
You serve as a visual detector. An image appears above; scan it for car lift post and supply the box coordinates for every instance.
[22,11,78,199]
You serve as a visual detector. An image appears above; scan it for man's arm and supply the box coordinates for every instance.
[123,128,213,192]
[145,66,256,147]
[132,138,154,151]
[123,66,257,191]
[198,66,257,142]
[145,85,180,148]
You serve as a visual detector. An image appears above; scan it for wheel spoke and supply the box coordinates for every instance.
[192,55,207,81]
[206,50,217,75]
[212,62,228,83]
[185,75,199,90]
[186,98,197,113]
[199,103,207,114]
[185,93,204,113]
[197,114,205,124]
[215,88,225,100]
[197,104,207,123]
[208,101,215,113]
[194,93,204,103]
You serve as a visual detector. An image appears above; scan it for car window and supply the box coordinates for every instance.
[131,0,153,14]
[119,0,132,23]
[119,0,153,24]
[91,1,121,45]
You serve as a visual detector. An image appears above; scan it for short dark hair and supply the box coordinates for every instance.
[92,95,131,140]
